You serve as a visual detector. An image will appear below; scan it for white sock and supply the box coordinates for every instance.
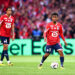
[0,61,3,64]
[7,61,11,64]
[40,62,43,65]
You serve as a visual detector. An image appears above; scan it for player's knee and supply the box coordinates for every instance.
[58,50,64,57]
[3,44,8,50]
[44,53,49,57]
[60,53,64,57]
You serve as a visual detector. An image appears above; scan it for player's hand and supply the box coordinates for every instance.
[44,38,47,42]
[12,36,15,41]
[64,41,67,46]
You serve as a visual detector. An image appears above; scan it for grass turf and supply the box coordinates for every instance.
[0,55,75,75]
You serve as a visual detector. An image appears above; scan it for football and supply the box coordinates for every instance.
[50,62,58,69]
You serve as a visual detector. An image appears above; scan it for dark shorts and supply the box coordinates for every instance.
[0,36,10,44]
[46,43,63,53]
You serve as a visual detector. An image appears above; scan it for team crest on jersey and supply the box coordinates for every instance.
[57,26,59,30]
[7,19,13,22]
[9,18,13,22]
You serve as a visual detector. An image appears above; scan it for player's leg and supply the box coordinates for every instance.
[0,37,13,66]
[58,50,64,67]
[3,44,9,62]
[39,53,50,66]
[39,45,52,69]
[0,44,8,66]
[54,43,64,68]
[0,49,5,66]
[3,44,13,66]
[0,37,5,65]
[0,47,5,64]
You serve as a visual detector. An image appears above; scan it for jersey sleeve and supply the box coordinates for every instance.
[11,17,14,25]
[44,24,50,38]
[0,15,4,25]
[59,24,65,41]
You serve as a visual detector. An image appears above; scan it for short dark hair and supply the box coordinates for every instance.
[6,7,12,11]
[51,12,58,17]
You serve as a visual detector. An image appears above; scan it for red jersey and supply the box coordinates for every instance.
[44,22,65,45]
[0,14,14,37]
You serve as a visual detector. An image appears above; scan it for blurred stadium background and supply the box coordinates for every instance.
[0,0,75,39]
[0,0,75,75]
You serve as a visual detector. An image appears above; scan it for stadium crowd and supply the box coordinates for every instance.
[0,0,75,39]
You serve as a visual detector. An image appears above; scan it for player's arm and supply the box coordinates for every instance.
[11,23,15,41]
[44,24,50,42]
[0,21,1,27]
[44,30,47,42]
[59,25,67,46]
[0,16,4,28]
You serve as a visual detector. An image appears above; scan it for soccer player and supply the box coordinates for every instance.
[39,13,67,69]
[0,7,15,66]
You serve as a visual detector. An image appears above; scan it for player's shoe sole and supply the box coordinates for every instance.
[8,63,13,66]
[0,63,5,66]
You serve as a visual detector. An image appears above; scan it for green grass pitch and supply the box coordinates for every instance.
[0,55,75,75]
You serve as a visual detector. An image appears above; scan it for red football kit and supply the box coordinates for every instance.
[44,22,65,45]
[0,14,14,37]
